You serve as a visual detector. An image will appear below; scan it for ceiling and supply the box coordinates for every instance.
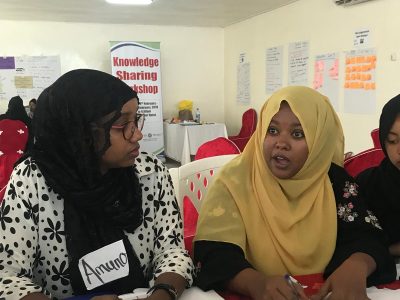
[0,0,299,28]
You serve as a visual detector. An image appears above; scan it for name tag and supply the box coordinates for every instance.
[78,240,130,290]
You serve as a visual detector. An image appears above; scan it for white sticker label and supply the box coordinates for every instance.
[78,240,129,290]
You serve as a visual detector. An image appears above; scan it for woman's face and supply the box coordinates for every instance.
[29,101,36,112]
[100,98,143,174]
[263,102,309,179]
[385,114,400,170]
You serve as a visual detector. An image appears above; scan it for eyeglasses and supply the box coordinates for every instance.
[111,113,145,140]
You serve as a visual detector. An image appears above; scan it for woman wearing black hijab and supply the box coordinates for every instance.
[0,96,32,200]
[0,95,32,144]
[0,69,193,299]
[0,95,31,125]
[357,94,400,256]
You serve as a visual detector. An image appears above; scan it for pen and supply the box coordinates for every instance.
[284,274,300,300]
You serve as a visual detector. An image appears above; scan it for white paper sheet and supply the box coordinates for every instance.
[119,287,223,300]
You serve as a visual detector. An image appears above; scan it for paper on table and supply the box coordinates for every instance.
[180,287,224,299]
[367,287,400,299]
[118,287,223,300]
[118,288,147,300]
[179,122,200,126]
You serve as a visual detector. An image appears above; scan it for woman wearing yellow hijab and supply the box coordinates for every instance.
[194,86,395,300]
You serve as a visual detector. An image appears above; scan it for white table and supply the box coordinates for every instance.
[163,122,228,165]
[118,287,222,300]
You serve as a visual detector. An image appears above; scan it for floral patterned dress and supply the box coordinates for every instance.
[0,153,193,299]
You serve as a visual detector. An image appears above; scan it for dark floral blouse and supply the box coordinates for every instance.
[194,163,396,290]
[0,153,194,300]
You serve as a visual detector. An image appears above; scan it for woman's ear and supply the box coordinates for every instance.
[90,125,106,154]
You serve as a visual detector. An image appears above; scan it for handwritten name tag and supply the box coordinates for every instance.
[78,240,130,290]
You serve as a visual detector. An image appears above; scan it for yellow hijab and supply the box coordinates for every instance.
[195,86,344,276]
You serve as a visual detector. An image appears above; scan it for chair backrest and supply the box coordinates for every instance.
[228,108,257,151]
[0,119,28,153]
[168,166,179,208]
[344,148,385,177]
[371,128,381,149]
[238,108,257,138]
[168,154,238,255]
[194,137,240,160]
[0,119,29,202]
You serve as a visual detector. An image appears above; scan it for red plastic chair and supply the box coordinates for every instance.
[228,108,257,152]
[0,119,29,201]
[371,128,381,149]
[194,137,240,160]
[170,154,238,256]
[344,128,384,177]
[344,148,385,177]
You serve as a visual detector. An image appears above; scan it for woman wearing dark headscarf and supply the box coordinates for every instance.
[0,95,31,125]
[357,94,400,256]
[0,95,32,136]
[0,96,32,200]
[0,69,193,300]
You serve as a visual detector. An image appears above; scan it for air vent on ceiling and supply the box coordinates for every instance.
[333,0,374,6]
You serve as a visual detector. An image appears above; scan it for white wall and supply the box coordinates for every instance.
[4,0,400,154]
[0,20,224,123]
[224,0,400,153]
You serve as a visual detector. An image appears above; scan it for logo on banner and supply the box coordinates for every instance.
[78,240,129,290]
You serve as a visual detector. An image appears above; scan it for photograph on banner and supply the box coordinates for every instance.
[110,41,164,158]
[0,56,61,112]
[313,52,339,111]
[343,48,376,114]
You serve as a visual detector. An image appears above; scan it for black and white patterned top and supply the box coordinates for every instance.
[0,153,193,300]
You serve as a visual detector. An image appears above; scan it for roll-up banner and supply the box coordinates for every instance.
[110,41,164,159]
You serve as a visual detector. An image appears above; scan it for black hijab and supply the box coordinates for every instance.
[357,94,400,244]
[28,69,146,294]
[0,96,33,149]
[0,95,31,126]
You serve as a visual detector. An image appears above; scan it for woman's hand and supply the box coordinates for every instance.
[311,253,375,300]
[253,275,308,300]
[389,242,400,256]
[227,268,308,300]
[21,293,50,300]
[145,289,174,300]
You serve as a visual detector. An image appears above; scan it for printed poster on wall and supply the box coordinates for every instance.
[353,29,371,49]
[110,41,164,157]
[0,56,60,105]
[313,52,339,111]
[266,46,283,94]
[236,53,250,104]
[288,41,309,86]
[343,48,376,114]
